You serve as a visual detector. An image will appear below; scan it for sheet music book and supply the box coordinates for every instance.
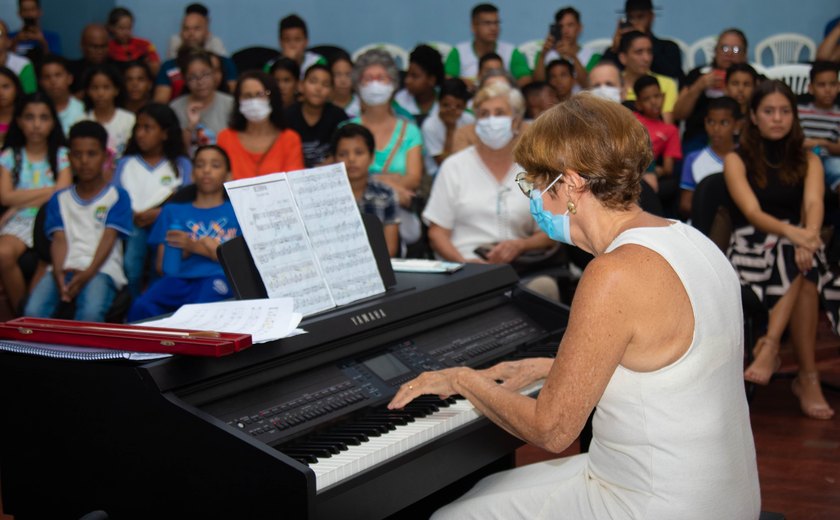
[0,340,172,361]
[224,163,385,316]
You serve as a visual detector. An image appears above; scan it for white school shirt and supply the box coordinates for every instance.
[452,40,517,81]
[113,155,191,212]
[421,110,475,176]
[84,108,136,159]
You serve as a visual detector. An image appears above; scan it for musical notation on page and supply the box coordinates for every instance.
[224,164,385,316]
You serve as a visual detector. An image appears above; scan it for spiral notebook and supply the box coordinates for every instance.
[0,339,172,361]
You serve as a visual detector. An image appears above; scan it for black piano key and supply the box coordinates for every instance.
[291,442,343,454]
[334,426,382,437]
[310,434,363,446]
[283,447,333,458]
[286,452,318,464]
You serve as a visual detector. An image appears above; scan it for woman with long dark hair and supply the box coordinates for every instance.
[217,70,303,179]
[0,92,71,314]
[725,79,837,420]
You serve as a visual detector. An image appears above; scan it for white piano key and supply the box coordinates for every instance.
[312,380,544,491]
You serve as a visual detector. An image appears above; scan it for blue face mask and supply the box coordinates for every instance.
[528,174,574,245]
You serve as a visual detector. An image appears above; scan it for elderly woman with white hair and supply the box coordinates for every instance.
[422,81,557,297]
[347,49,423,209]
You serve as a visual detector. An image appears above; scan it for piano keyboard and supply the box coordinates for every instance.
[292,380,545,491]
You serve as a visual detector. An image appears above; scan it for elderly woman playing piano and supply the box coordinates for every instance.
[389,94,761,519]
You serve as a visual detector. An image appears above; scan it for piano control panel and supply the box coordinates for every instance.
[217,306,550,445]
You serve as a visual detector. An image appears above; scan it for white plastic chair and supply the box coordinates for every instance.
[686,35,718,70]
[425,41,452,61]
[763,63,812,95]
[517,39,544,70]
[582,38,612,58]
[754,33,816,66]
[352,43,410,71]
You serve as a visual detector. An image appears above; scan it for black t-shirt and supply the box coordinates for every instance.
[283,102,349,167]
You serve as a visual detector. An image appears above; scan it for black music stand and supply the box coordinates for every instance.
[218,213,397,300]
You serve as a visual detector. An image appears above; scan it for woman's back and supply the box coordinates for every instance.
[592,222,760,518]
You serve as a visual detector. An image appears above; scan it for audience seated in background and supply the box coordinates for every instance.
[127,145,239,321]
[69,24,109,96]
[422,77,474,177]
[24,121,131,322]
[0,67,22,147]
[445,3,532,89]
[546,58,575,102]
[37,55,84,136]
[105,7,160,77]
[264,14,326,80]
[674,28,748,154]
[329,52,359,118]
[602,0,683,83]
[0,19,36,94]
[81,64,135,166]
[797,61,840,192]
[633,75,681,187]
[679,96,740,216]
[533,7,597,88]
[217,70,304,180]
[10,0,61,62]
[423,81,558,300]
[619,31,677,124]
[284,63,348,168]
[394,44,444,127]
[121,60,154,114]
[170,50,234,155]
[724,62,758,133]
[268,57,300,109]
[724,80,837,420]
[166,3,227,60]
[332,124,400,256]
[114,103,191,298]
[0,92,71,316]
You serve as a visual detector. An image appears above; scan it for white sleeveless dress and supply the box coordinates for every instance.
[432,222,761,519]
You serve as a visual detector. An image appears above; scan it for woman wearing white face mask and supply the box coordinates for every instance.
[217,71,304,180]
[422,81,556,299]
[347,49,423,210]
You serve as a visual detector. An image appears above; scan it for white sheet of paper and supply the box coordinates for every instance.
[142,298,303,344]
[286,164,385,305]
[225,173,336,315]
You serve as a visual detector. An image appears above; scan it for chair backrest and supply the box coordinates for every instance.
[231,46,278,74]
[517,39,544,70]
[425,41,452,61]
[686,35,718,70]
[763,63,812,95]
[581,38,612,59]
[352,43,410,70]
[754,33,816,66]
[690,172,732,251]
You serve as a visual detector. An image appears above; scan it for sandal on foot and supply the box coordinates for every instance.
[744,336,781,385]
[792,372,835,420]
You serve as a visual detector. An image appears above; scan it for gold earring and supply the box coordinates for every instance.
[567,201,577,215]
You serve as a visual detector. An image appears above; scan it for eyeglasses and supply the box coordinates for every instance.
[515,171,563,198]
[186,71,213,84]
[719,45,743,55]
[240,90,271,100]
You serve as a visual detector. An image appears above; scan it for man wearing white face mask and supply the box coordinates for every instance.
[423,81,558,300]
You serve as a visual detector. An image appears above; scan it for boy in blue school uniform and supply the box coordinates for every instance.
[127,145,240,321]
[24,121,133,322]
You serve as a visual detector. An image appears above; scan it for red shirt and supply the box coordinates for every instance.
[108,37,160,64]
[634,112,682,160]
[217,128,305,180]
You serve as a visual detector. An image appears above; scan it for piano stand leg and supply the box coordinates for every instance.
[385,455,515,520]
